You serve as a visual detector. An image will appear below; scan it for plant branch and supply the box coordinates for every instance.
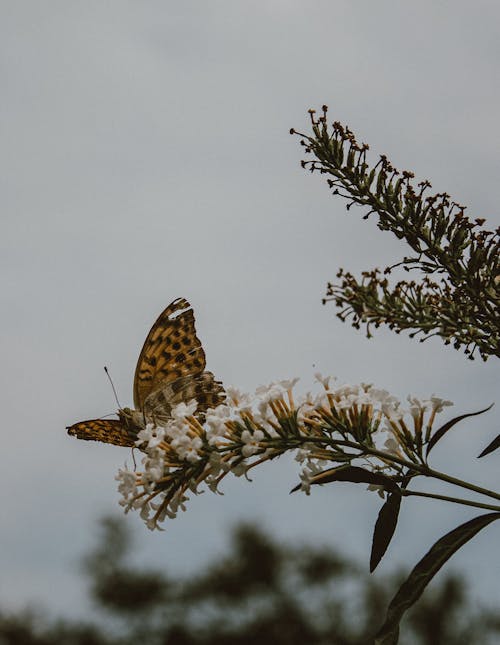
[296,435,500,502]
[291,105,500,360]
[401,489,500,512]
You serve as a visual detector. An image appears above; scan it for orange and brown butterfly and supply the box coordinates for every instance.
[67,298,225,448]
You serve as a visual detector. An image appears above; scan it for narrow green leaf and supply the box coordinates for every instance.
[426,404,494,457]
[374,512,500,644]
[478,433,500,458]
[370,493,402,572]
[290,465,400,494]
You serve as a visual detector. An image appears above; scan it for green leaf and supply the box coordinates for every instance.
[370,493,402,572]
[290,465,400,494]
[426,404,494,457]
[478,433,500,458]
[374,512,500,645]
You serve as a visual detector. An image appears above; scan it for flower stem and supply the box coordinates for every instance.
[342,440,500,501]
[420,464,500,502]
[402,489,500,512]
[298,436,500,502]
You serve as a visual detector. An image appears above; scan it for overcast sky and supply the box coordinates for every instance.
[2,1,499,620]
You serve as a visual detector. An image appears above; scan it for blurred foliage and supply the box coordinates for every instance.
[1,516,499,645]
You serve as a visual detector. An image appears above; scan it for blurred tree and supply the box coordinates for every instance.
[1,516,498,645]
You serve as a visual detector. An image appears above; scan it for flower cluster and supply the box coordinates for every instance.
[115,375,453,529]
[291,106,500,361]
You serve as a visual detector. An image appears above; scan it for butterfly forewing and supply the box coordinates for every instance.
[67,419,136,447]
[133,298,207,410]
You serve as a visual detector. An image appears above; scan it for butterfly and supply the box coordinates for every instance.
[67,298,225,447]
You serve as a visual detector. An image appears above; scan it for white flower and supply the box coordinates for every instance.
[241,429,264,457]
[182,437,203,463]
[336,393,358,410]
[295,443,316,463]
[334,384,359,399]
[171,400,198,421]
[407,395,429,419]
[257,397,271,419]
[298,472,312,495]
[165,418,190,442]
[255,382,285,402]
[370,388,398,406]
[297,459,322,495]
[169,434,190,450]
[136,423,166,449]
[296,457,324,495]
[116,466,138,499]
[136,425,152,446]
[206,404,230,424]
[279,377,300,391]
[147,462,164,482]
[303,459,323,478]
[430,395,453,413]
[353,391,374,406]
[146,518,159,531]
[314,372,333,389]
[382,400,403,421]
[384,436,403,457]
[207,434,225,448]
[140,503,152,521]
[206,405,230,445]
[225,386,250,408]
[226,385,243,403]
[184,443,203,463]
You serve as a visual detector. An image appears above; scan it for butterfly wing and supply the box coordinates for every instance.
[133,298,207,410]
[68,298,224,447]
[66,419,136,447]
[144,371,226,422]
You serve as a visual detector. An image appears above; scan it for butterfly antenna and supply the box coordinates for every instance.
[104,366,122,408]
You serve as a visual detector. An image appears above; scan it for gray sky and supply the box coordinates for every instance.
[2,1,499,619]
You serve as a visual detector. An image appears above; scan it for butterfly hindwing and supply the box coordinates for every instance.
[133,298,207,410]
[66,419,136,447]
[144,371,226,422]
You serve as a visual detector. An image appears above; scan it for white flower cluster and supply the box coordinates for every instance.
[381,394,453,445]
[115,376,454,529]
[115,381,300,528]
[205,381,298,446]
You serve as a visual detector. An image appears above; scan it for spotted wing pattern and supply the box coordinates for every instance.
[133,298,207,410]
[67,298,225,447]
[67,419,136,448]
